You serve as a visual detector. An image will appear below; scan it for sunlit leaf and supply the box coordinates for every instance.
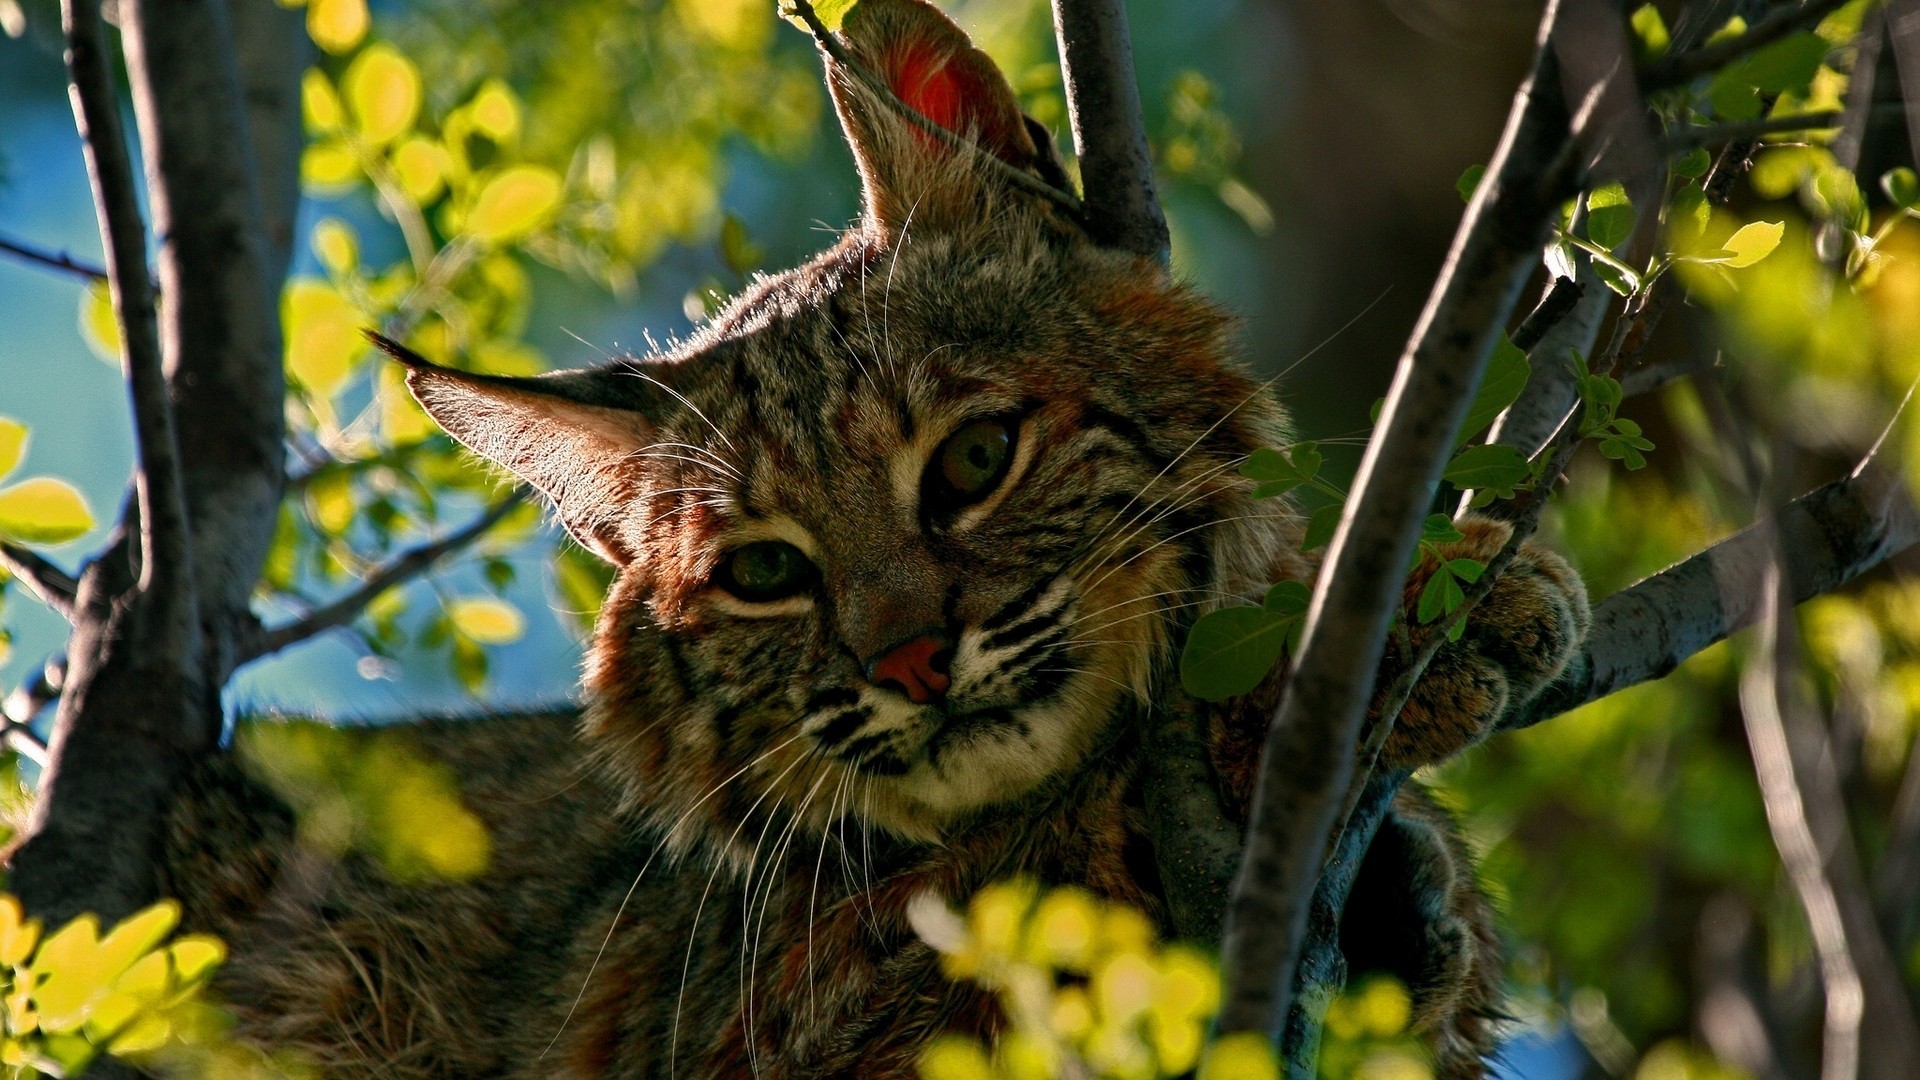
[1180,605,1289,701]
[300,140,361,193]
[448,595,525,644]
[1722,220,1784,268]
[301,68,344,132]
[282,279,365,396]
[79,279,122,363]
[468,78,521,143]
[0,478,95,545]
[1629,3,1669,59]
[1197,1031,1279,1080]
[168,935,225,985]
[0,895,40,967]
[391,137,449,204]
[1883,166,1920,209]
[306,0,369,54]
[917,1035,992,1080]
[1586,183,1635,250]
[0,418,25,480]
[312,217,358,275]
[466,165,564,244]
[778,0,860,33]
[344,43,421,146]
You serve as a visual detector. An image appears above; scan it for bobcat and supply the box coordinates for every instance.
[163,2,1589,1076]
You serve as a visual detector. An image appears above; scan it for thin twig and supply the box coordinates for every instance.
[1642,0,1857,91]
[0,543,79,621]
[63,0,197,623]
[1214,8,1577,1042]
[0,234,109,283]
[1,657,62,767]
[1662,109,1842,150]
[245,491,529,660]
[788,0,1085,220]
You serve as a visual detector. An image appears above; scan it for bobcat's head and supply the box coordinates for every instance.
[404,0,1296,851]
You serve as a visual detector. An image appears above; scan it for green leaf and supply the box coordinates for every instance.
[1263,580,1310,616]
[779,0,859,32]
[1242,443,1321,499]
[1630,4,1670,59]
[1722,220,1784,268]
[1416,567,1466,624]
[1707,75,1762,121]
[1447,558,1485,584]
[720,213,763,275]
[1593,258,1639,296]
[1455,163,1486,204]
[1544,236,1577,281]
[1301,503,1342,552]
[1675,147,1711,181]
[1443,444,1532,498]
[1420,513,1464,545]
[1180,605,1291,701]
[1741,31,1830,94]
[0,478,95,545]
[1458,333,1531,445]
[0,418,26,480]
[1287,442,1323,484]
[1669,183,1709,241]
[466,165,564,245]
[1882,167,1920,209]
[1586,183,1635,250]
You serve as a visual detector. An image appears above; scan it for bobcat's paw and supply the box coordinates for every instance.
[1382,518,1589,768]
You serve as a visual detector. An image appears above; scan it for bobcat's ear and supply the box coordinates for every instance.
[824,0,1054,231]
[375,335,649,565]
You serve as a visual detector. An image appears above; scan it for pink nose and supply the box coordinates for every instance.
[866,635,952,704]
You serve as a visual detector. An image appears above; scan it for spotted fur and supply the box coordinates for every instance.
[161,3,1587,1076]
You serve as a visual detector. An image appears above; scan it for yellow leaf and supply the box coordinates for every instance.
[378,363,436,444]
[391,136,448,204]
[1197,1032,1280,1080]
[0,419,26,480]
[916,1036,993,1080]
[0,478,95,545]
[282,278,365,396]
[92,901,179,985]
[778,0,858,33]
[472,341,544,376]
[467,79,521,143]
[1724,220,1786,268]
[466,165,563,244]
[306,0,368,55]
[0,895,40,968]
[300,141,361,193]
[305,470,357,536]
[301,68,344,132]
[448,596,524,645]
[167,935,225,986]
[344,43,420,146]
[111,950,171,1003]
[106,1011,171,1055]
[79,279,122,363]
[312,217,358,275]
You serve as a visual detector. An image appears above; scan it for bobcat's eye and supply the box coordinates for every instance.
[715,541,817,603]
[926,418,1015,512]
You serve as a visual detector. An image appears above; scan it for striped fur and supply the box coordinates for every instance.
[159,3,1587,1076]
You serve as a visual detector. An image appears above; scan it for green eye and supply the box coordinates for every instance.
[927,418,1015,511]
[716,541,817,603]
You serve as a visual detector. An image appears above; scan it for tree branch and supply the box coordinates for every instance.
[1642,0,1858,91]
[1510,452,1920,731]
[1050,0,1169,262]
[1214,2,1578,1041]
[243,491,530,662]
[0,233,108,283]
[125,0,297,685]
[0,543,79,620]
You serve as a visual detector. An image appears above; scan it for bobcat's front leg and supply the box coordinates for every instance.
[1380,516,1589,769]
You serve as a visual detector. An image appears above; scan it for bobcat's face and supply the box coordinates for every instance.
[571,228,1291,846]
[402,0,1297,852]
